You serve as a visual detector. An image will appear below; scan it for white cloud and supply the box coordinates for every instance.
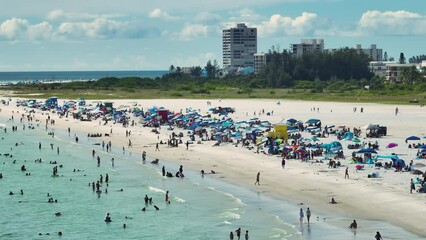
[194,12,222,24]
[228,8,263,24]
[357,10,426,36]
[178,23,208,41]
[257,12,322,37]
[56,18,127,39]
[47,9,96,21]
[0,16,160,41]
[0,18,53,41]
[148,8,178,20]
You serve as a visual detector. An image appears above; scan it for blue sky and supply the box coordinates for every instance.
[0,0,425,71]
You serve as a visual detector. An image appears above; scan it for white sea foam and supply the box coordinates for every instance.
[207,186,246,206]
[222,220,232,225]
[148,186,166,193]
[223,192,245,205]
[174,197,186,203]
[219,211,241,219]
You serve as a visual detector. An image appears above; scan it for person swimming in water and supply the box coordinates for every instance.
[105,213,112,222]
[349,220,357,229]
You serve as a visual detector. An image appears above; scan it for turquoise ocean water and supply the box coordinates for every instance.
[0,118,422,240]
[0,71,168,84]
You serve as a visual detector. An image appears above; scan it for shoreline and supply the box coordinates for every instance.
[1,97,425,238]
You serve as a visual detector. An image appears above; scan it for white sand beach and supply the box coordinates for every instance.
[1,97,426,237]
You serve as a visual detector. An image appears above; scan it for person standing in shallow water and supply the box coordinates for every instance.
[306,207,311,224]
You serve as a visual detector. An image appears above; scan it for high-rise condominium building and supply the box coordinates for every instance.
[222,23,257,68]
[354,44,383,61]
[290,39,324,57]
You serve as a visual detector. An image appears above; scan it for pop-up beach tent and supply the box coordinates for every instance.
[321,141,342,153]
[373,155,405,167]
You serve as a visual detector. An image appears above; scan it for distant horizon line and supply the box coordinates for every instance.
[0,70,169,73]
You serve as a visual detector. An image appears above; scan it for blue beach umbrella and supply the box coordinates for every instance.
[406,136,420,141]
[357,148,378,154]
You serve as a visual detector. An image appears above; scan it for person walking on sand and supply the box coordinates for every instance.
[345,167,349,179]
[306,207,311,224]
[254,172,260,185]
[281,158,286,169]
[155,143,160,151]
[375,231,382,240]
[299,208,304,223]
[395,107,399,116]
[410,178,415,193]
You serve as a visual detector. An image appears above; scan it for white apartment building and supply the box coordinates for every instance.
[369,61,394,78]
[385,63,418,83]
[354,44,383,61]
[290,39,324,57]
[222,23,257,68]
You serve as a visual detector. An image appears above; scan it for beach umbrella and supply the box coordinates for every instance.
[406,136,420,141]
[305,119,321,124]
[352,138,361,143]
[386,143,398,148]
[286,118,298,124]
[357,148,377,154]
[311,136,319,142]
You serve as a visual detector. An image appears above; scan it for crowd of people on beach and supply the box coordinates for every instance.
[2,98,425,239]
